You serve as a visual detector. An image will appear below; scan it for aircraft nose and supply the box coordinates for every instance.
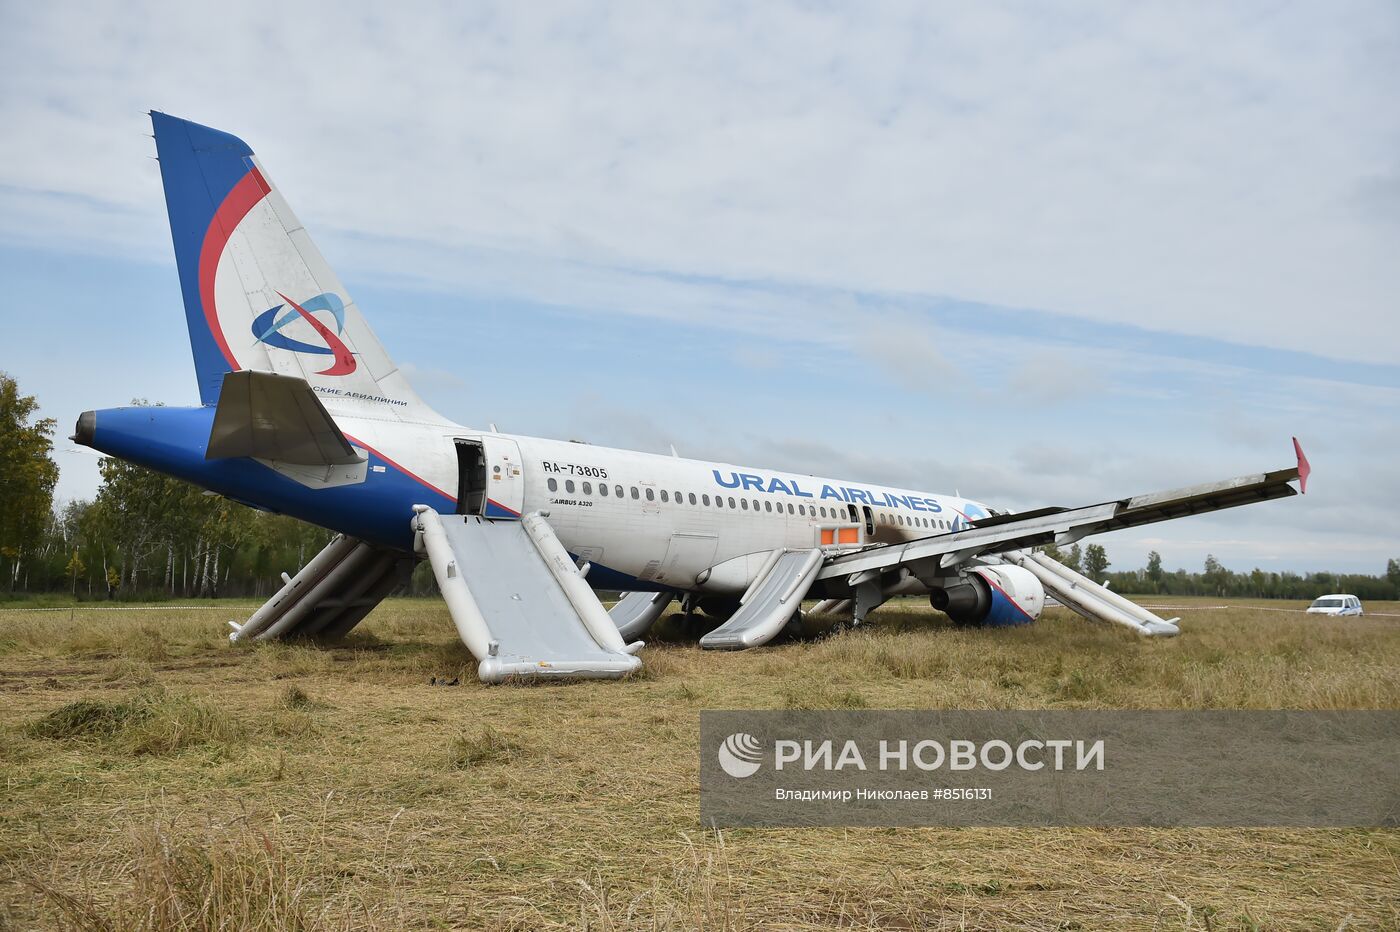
[72,410,96,447]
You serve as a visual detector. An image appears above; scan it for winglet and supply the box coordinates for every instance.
[1292,436,1310,494]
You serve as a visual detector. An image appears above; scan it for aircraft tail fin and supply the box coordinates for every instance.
[150,112,430,418]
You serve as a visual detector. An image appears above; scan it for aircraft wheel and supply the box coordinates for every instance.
[696,596,741,623]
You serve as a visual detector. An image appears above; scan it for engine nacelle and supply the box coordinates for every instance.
[930,565,1045,627]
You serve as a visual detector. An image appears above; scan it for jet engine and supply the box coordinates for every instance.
[930,565,1045,627]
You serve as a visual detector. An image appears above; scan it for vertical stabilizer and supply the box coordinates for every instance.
[151,112,432,419]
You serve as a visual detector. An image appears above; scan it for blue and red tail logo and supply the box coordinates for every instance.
[951,502,988,532]
[251,292,357,376]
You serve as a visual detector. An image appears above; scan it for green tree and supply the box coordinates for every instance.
[1249,567,1267,598]
[93,456,176,592]
[1387,558,1400,589]
[1145,551,1164,593]
[1065,544,1083,573]
[1203,554,1229,596]
[0,373,60,590]
[1084,544,1110,581]
[65,550,85,597]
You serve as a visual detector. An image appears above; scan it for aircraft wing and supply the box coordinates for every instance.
[816,441,1309,582]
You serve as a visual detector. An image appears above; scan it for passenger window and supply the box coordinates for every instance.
[660,490,669,502]
[741,499,749,510]
[547,477,558,492]
[728,497,737,508]
[689,493,697,505]
[565,480,575,493]
[631,487,639,500]
[787,503,794,514]
[703,494,711,506]
[646,488,655,501]
[582,481,592,495]
[600,483,609,497]
[675,491,683,503]
[615,485,623,497]
[764,501,772,512]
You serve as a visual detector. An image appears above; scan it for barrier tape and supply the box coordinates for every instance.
[1142,604,1400,618]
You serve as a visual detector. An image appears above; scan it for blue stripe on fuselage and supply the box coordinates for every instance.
[85,406,669,593]
[87,405,451,550]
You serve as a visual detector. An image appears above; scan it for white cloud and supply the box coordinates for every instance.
[1,1,1397,361]
[4,1,1398,572]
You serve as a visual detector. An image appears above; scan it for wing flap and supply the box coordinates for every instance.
[1109,467,1299,529]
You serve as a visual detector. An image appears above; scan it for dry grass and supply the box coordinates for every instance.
[1,597,1397,930]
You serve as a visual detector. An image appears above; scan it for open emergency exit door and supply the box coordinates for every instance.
[455,437,525,519]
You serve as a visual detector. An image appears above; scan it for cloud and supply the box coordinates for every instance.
[3,1,1399,573]
[2,1,1398,361]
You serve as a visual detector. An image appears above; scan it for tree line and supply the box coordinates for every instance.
[2,372,1397,602]
[1044,543,1400,602]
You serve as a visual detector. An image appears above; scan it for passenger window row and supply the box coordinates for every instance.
[544,476,953,530]
[880,512,950,531]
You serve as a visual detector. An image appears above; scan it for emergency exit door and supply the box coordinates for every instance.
[455,437,525,519]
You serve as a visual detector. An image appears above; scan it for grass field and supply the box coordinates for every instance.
[1,597,1397,930]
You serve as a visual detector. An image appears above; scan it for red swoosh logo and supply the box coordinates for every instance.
[275,291,356,376]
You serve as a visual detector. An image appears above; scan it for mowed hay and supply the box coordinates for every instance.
[25,688,245,756]
[0,597,1397,930]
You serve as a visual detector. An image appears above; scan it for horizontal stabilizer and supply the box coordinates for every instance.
[207,370,363,466]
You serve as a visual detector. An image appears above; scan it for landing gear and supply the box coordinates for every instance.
[665,594,735,640]
[696,596,742,623]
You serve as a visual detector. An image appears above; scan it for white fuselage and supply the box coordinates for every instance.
[348,412,993,594]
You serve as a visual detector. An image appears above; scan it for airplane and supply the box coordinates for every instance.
[72,114,1311,682]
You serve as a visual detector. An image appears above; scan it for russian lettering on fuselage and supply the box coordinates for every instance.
[712,470,944,514]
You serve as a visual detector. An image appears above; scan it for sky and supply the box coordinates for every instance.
[1,1,1397,574]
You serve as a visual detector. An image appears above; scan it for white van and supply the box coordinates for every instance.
[1306,594,1364,617]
